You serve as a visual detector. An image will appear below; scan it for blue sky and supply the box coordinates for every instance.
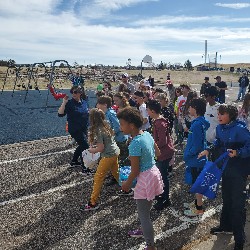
[1,0,250,66]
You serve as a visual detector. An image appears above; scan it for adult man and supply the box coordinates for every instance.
[237,72,249,101]
[215,76,227,104]
[118,73,135,93]
[200,77,211,97]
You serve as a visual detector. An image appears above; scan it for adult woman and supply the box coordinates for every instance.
[58,86,90,173]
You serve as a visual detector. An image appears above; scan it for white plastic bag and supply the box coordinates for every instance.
[82,149,100,169]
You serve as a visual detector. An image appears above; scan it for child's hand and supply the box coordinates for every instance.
[198,150,209,159]
[121,181,131,192]
[88,147,96,154]
[227,149,237,158]
[63,95,69,103]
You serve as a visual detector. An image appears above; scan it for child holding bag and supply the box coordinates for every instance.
[117,107,164,250]
[198,104,250,250]
[81,108,120,211]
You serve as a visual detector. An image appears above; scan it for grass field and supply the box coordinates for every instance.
[0,63,249,91]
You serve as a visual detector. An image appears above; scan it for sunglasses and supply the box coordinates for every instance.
[71,90,80,94]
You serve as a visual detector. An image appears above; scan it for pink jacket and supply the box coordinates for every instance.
[153,117,174,161]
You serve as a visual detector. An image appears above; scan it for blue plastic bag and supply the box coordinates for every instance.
[190,152,229,199]
[119,166,137,188]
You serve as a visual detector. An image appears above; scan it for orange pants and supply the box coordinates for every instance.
[90,155,119,205]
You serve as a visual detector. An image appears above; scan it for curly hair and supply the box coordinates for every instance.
[218,104,238,121]
[117,107,143,128]
[88,108,114,144]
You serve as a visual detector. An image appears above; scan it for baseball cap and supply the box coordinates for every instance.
[214,76,221,79]
[144,80,151,88]
[122,73,129,78]
[204,77,209,81]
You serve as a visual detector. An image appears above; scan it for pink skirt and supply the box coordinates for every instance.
[134,165,164,201]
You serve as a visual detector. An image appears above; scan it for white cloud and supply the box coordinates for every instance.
[0,0,59,15]
[0,0,250,66]
[132,15,250,26]
[215,3,250,9]
[79,0,159,19]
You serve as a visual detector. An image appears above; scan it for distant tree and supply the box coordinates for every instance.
[59,63,65,68]
[8,59,16,66]
[73,61,79,68]
[0,60,8,66]
[184,59,193,71]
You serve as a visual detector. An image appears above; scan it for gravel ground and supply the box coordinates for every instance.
[1,84,249,250]
[0,138,226,250]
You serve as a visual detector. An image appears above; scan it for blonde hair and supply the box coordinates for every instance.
[88,108,114,144]
[155,93,168,102]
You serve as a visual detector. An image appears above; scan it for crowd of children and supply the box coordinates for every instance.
[57,73,250,250]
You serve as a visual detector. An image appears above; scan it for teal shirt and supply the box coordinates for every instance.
[128,132,156,172]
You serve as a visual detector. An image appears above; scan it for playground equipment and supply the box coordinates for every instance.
[1,60,73,107]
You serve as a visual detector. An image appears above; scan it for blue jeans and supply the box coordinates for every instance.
[156,159,171,201]
[237,87,246,101]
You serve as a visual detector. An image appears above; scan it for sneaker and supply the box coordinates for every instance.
[106,177,118,186]
[128,229,143,238]
[183,201,196,209]
[210,226,233,235]
[234,243,244,250]
[184,208,204,217]
[69,161,82,167]
[82,167,93,175]
[80,202,99,211]
[154,199,171,211]
[117,190,134,196]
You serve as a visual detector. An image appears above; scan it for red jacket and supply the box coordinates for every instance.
[153,117,174,161]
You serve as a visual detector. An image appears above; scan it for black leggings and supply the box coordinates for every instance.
[70,130,89,165]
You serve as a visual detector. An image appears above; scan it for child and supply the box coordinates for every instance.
[204,86,220,146]
[173,87,182,144]
[97,96,128,162]
[176,84,190,144]
[147,100,174,210]
[179,91,198,137]
[198,104,250,250]
[155,93,174,134]
[117,107,164,250]
[133,91,151,131]
[238,92,250,130]
[113,92,130,113]
[81,108,120,211]
[183,98,210,216]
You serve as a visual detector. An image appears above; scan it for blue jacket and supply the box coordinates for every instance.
[212,120,250,175]
[105,108,127,143]
[184,116,210,168]
[58,98,89,134]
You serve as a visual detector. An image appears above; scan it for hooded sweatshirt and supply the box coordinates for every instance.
[184,116,210,168]
[211,120,250,175]
[152,116,174,161]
